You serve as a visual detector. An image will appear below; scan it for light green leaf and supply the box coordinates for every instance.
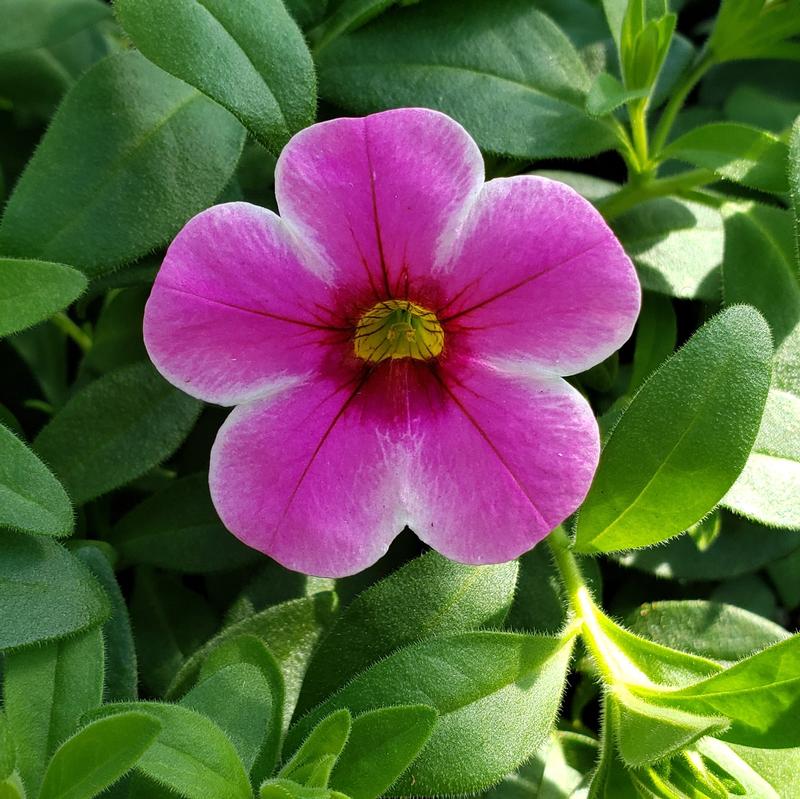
[723,388,800,529]
[167,592,337,728]
[626,600,789,666]
[331,706,437,799]
[109,474,259,572]
[662,122,790,195]
[639,634,800,749]
[575,306,773,553]
[791,116,800,255]
[0,423,72,537]
[0,531,109,650]
[0,258,87,337]
[182,664,274,776]
[297,551,517,713]
[38,712,161,799]
[286,632,573,796]
[613,196,724,300]
[585,71,647,116]
[281,709,351,787]
[115,0,315,155]
[89,703,252,799]
[609,687,728,767]
[317,0,617,159]
[0,51,245,276]
[34,362,201,505]
[4,627,105,797]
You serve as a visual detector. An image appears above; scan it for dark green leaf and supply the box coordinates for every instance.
[791,116,800,255]
[167,592,337,728]
[4,627,104,797]
[287,632,573,796]
[34,361,201,505]
[74,545,138,701]
[38,712,161,799]
[298,552,517,713]
[575,306,773,553]
[331,706,437,799]
[0,258,87,337]
[115,0,315,155]
[628,292,676,392]
[663,122,790,195]
[585,72,647,116]
[0,531,109,650]
[317,0,617,159]
[109,474,260,572]
[0,423,73,537]
[0,51,245,276]
[626,600,789,665]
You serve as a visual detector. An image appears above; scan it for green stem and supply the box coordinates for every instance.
[650,52,714,157]
[596,167,715,221]
[628,99,652,175]
[51,312,92,352]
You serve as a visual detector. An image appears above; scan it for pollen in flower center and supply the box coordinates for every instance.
[354,300,444,363]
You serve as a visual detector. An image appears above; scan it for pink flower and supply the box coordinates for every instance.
[144,108,640,577]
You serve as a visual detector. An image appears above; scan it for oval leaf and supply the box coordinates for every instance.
[0,51,245,276]
[0,258,87,337]
[0,423,73,537]
[115,0,315,155]
[34,361,201,505]
[575,305,773,554]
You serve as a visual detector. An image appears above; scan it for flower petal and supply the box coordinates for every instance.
[209,369,410,577]
[275,108,483,300]
[144,202,340,405]
[441,176,641,375]
[408,362,600,564]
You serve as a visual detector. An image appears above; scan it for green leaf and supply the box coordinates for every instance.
[109,474,260,572]
[38,712,161,799]
[722,202,800,395]
[585,72,647,116]
[297,551,517,713]
[662,122,790,195]
[639,635,800,749]
[618,511,800,581]
[34,361,201,505]
[331,706,437,799]
[628,292,677,393]
[310,0,402,50]
[4,627,105,797]
[130,569,219,697]
[613,196,724,301]
[0,258,87,337]
[167,592,337,728]
[0,716,15,781]
[609,687,729,768]
[89,703,252,799]
[0,423,73,537]
[709,0,800,63]
[0,51,245,277]
[75,545,139,701]
[0,0,110,55]
[281,709,351,786]
[317,0,617,159]
[115,0,315,155]
[286,632,573,796]
[574,306,773,554]
[182,664,274,777]
[791,116,800,256]
[0,531,109,650]
[626,600,789,666]
[199,635,285,784]
[723,388,800,529]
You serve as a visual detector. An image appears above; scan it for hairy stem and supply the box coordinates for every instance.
[51,311,92,352]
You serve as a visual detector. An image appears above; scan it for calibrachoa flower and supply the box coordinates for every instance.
[144,108,640,577]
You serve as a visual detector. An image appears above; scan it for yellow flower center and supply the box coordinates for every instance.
[354,300,444,363]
